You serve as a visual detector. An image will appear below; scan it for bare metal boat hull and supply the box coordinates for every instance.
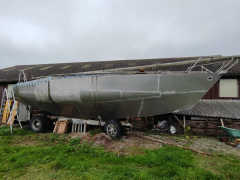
[13,72,220,120]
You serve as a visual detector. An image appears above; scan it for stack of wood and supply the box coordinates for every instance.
[173,116,240,136]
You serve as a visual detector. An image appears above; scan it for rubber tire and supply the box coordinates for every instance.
[29,116,49,133]
[104,120,123,139]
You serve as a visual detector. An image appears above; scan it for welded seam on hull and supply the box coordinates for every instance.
[161,90,207,95]
[96,90,162,93]
[120,91,123,99]
[95,90,207,96]
[76,105,83,118]
[96,90,208,103]
[91,76,94,101]
[47,80,61,110]
[138,100,144,117]
[94,90,207,94]
[95,76,100,116]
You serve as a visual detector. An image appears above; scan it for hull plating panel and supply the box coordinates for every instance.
[14,72,221,119]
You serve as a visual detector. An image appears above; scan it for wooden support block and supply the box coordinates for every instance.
[226,142,238,147]
[53,119,70,134]
[133,120,144,129]
[235,139,240,144]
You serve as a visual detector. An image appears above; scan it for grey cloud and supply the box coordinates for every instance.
[0,0,240,69]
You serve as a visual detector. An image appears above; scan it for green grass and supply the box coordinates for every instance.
[0,126,240,179]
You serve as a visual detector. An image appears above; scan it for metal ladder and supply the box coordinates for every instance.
[0,88,22,133]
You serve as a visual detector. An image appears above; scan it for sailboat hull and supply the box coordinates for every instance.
[14,72,220,120]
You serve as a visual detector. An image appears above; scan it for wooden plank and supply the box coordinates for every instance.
[191,117,220,121]
[185,120,240,129]
[2,100,11,123]
[7,102,18,125]
[220,118,224,127]
[189,128,224,136]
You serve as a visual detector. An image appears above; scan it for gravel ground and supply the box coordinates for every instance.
[148,133,240,156]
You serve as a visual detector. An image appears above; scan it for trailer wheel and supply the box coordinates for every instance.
[104,120,123,139]
[30,116,49,133]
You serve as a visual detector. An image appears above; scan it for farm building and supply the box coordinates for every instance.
[0,55,240,135]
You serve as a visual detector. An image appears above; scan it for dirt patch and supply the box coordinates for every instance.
[70,132,89,141]
[89,133,114,148]
[69,131,240,156]
[69,132,161,155]
[70,133,113,147]
[100,134,162,155]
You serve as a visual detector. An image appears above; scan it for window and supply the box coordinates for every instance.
[219,79,239,98]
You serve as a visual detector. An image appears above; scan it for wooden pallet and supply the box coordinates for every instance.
[53,119,70,134]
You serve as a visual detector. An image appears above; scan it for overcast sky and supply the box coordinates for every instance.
[0,0,240,69]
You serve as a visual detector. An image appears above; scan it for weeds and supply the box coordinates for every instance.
[47,133,70,144]
[89,127,103,137]
[68,137,81,145]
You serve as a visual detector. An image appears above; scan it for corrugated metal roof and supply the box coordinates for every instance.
[175,100,240,119]
[0,55,239,83]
